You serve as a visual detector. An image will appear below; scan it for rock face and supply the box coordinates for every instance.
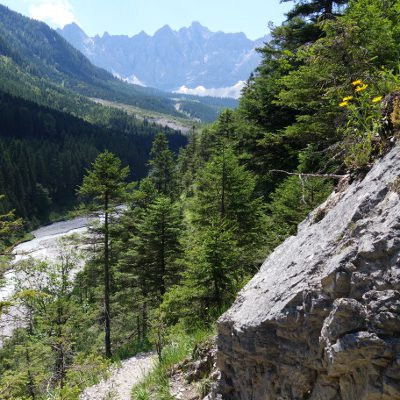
[215,145,400,399]
[58,22,266,93]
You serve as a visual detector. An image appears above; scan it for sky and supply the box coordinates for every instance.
[0,0,292,39]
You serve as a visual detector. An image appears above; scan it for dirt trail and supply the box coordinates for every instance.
[80,352,156,400]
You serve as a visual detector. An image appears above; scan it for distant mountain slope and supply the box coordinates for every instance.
[0,4,186,116]
[0,88,186,224]
[58,22,268,95]
[0,5,237,123]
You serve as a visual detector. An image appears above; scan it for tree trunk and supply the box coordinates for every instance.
[324,0,333,15]
[159,212,166,297]
[220,148,226,218]
[55,301,66,387]
[104,193,112,358]
[26,348,36,400]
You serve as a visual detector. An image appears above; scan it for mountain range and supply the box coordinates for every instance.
[0,4,238,125]
[58,22,268,98]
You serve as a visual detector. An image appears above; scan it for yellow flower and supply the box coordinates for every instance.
[343,96,353,101]
[355,84,368,92]
[372,96,383,103]
[339,101,349,107]
[351,79,363,86]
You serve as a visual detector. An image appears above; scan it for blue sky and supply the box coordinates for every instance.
[0,0,292,39]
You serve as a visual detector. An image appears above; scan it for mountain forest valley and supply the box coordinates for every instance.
[1,0,400,399]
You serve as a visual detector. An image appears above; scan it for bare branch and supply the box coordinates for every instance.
[298,174,307,205]
[269,170,347,179]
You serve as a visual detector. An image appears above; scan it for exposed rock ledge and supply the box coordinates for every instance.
[214,145,400,399]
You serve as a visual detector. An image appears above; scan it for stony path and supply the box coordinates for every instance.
[80,352,157,400]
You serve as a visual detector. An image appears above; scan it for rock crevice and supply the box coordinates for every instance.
[215,145,400,399]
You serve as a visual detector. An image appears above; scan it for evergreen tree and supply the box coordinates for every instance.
[148,132,177,198]
[114,195,183,342]
[282,0,349,21]
[193,146,265,260]
[136,196,182,300]
[265,175,333,250]
[164,217,239,323]
[234,0,350,196]
[177,130,201,195]
[77,150,130,358]
[162,148,266,324]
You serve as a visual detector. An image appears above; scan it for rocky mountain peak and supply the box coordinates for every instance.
[57,22,88,52]
[62,22,87,36]
[58,22,267,95]
[154,24,174,37]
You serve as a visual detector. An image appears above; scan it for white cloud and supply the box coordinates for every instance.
[29,0,77,28]
[174,81,245,99]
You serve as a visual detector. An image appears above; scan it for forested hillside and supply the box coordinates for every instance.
[0,4,236,124]
[0,4,192,227]
[0,89,186,226]
[1,0,400,399]
[0,4,178,116]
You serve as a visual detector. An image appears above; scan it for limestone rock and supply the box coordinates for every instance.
[214,144,400,399]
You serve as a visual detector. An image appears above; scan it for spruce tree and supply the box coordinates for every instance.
[115,195,183,340]
[193,146,265,257]
[148,132,177,198]
[136,196,182,300]
[77,150,130,358]
[162,148,266,324]
[282,0,349,21]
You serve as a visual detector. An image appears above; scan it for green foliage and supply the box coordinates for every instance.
[148,132,178,198]
[338,80,384,167]
[265,175,333,250]
[282,0,349,21]
[162,148,267,326]
[111,194,183,352]
[0,252,110,399]
[0,195,22,254]
[275,0,400,166]
[0,89,187,225]
[134,196,183,298]
[192,147,266,252]
[78,150,130,209]
[162,220,239,327]
[132,327,214,400]
[0,195,22,276]
[78,151,131,358]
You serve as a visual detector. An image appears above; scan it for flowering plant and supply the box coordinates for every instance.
[339,79,383,167]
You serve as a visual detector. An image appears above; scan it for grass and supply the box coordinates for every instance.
[131,327,214,400]
[111,339,152,363]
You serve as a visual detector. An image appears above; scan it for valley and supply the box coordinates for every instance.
[90,98,198,134]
